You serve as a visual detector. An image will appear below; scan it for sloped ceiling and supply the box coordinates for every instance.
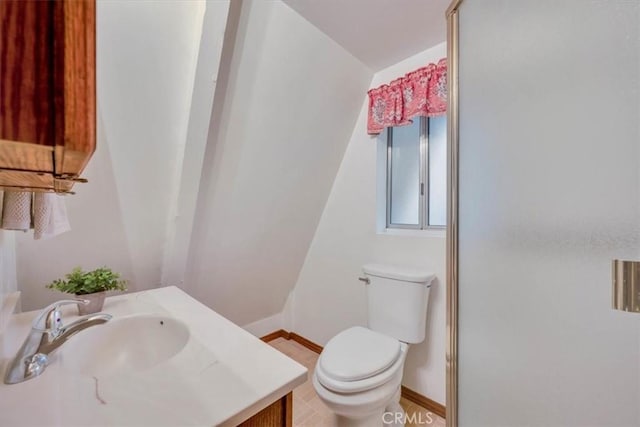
[282,0,450,71]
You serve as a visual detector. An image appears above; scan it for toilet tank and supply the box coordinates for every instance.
[363,264,435,344]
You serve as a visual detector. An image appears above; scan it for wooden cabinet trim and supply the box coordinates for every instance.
[0,139,54,172]
[237,392,293,427]
[0,0,96,193]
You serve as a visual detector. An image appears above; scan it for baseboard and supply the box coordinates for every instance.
[400,386,446,419]
[261,329,325,354]
[260,329,290,342]
[289,332,324,354]
[261,329,446,419]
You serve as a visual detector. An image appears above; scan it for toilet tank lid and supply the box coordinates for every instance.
[363,264,435,284]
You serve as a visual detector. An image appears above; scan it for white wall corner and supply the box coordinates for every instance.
[242,312,284,338]
[282,290,295,332]
[242,290,296,337]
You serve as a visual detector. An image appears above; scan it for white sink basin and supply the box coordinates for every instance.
[60,314,190,377]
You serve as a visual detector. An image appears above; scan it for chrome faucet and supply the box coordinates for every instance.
[3,299,112,384]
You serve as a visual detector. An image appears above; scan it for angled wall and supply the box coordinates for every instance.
[184,0,372,326]
[161,1,234,287]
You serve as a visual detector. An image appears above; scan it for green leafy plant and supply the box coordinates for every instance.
[46,267,127,295]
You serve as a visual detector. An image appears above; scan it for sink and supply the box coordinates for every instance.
[60,314,190,377]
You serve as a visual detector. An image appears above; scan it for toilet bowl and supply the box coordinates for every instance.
[313,327,408,427]
[312,264,434,427]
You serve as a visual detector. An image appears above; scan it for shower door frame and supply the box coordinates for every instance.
[445,1,463,426]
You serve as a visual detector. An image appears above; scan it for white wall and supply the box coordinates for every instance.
[0,231,17,300]
[0,229,17,331]
[184,0,372,327]
[15,0,214,310]
[290,43,447,404]
[161,1,232,287]
[457,1,640,425]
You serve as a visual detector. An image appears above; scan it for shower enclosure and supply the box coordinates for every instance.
[447,1,640,425]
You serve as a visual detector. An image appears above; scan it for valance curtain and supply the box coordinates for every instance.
[367,58,447,135]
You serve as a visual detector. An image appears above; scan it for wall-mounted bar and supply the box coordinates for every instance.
[612,259,640,313]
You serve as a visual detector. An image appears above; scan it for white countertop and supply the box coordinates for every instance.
[0,286,307,426]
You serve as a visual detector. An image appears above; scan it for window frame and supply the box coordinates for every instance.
[385,116,445,231]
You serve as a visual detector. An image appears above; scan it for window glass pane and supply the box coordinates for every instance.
[428,116,447,226]
[389,119,420,225]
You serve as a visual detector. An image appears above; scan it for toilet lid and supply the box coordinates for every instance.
[319,326,401,382]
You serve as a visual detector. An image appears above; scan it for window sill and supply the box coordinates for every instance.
[377,228,446,238]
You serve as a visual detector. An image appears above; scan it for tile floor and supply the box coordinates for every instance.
[268,337,446,427]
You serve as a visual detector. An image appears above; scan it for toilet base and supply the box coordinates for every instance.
[317,385,406,427]
[383,387,405,427]
[334,412,386,427]
[312,341,409,427]
[330,394,406,427]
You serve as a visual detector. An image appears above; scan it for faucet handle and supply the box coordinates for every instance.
[31,299,88,333]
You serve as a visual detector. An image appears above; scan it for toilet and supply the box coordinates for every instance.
[312,264,434,427]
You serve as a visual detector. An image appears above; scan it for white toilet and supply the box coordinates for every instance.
[312,264,434,427]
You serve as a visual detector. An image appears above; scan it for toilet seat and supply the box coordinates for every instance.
[316,326,406,394]
[320,326,401,381]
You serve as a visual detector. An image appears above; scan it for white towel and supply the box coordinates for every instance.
[1,191,32,231]
[33,192,71,240]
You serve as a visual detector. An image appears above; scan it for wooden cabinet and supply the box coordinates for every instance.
[0,0,95,193]
[238,393,293,427]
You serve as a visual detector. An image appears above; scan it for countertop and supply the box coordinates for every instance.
[0,286,307,426]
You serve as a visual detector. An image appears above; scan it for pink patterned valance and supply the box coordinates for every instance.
[367,58,447,135]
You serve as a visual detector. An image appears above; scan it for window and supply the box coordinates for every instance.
[386,116,446,229]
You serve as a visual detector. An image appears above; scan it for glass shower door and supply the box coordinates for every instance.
[454,1,640,426]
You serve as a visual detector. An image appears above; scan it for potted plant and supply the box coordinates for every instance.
[46,267,127,315]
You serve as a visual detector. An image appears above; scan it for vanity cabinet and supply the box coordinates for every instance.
[238,393,293,427]
[0,0,95,193]
[0,287,306,426]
